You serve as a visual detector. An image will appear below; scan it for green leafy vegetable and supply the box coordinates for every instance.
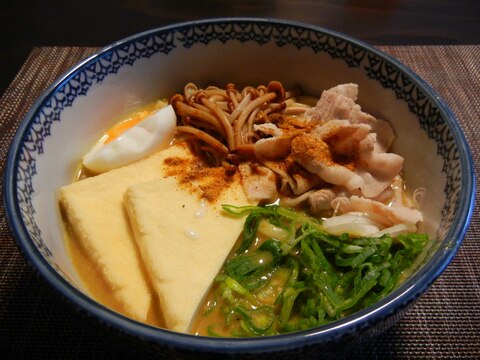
[203,204,429,337]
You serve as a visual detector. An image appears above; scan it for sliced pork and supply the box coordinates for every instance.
[242,83,420,225]
[263,157,322,195]
[308,188,337,214]
[255,136,293,160]
[290,133,364,191]
[238,163,278,201]
[305,83,379,129]
[332,195,423,227]
[305,87,356,124]
[310,119,371,156]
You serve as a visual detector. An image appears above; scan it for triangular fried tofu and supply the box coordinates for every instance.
[124,145,253,332]
[59,151,168,322]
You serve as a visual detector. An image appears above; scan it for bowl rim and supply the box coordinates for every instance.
[3,17,476,354]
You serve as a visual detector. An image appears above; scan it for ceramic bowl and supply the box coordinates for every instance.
[4,18,475,359]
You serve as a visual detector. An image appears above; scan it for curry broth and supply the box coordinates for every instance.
[190,268,290,336]
[63,216,165,327]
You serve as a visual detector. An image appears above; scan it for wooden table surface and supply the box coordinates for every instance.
[2,0,480,96]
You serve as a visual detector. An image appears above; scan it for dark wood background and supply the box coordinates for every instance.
[2,0,480,95]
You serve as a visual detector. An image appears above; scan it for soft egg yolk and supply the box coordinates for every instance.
[104,111,149,144]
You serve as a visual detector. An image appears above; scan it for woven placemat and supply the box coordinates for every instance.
[0,46,478,359]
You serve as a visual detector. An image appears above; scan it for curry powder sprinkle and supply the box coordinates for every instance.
[163,148,236,203]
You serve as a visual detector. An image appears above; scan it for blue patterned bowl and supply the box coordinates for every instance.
[4,18,475,359]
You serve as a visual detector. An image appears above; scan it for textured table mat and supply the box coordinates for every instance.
[0,46,478,359]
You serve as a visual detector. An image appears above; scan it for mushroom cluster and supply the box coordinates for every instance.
[170,81,297,164]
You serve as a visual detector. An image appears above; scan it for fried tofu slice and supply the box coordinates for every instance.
[124,151,254,332]
[59,150,171,322]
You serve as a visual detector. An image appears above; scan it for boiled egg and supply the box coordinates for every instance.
[83,104,176,174]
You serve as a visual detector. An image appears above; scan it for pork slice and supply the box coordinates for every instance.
[331,195,423,226]
[290,132,400,199]
[290,133,364,191]
[308,188,337,214]
[348,105,377,127]
[238,163,279,202]
[263,157,322,196]
[355,167,396,198]
[358,133,404,183]
[305,88,356,124]
[253,120,307,161]
[311,119,371,156]
[328,83,359,101]
[255,136,293,160]
[304,83,383,133]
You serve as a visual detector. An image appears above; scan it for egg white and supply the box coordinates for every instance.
[83,105,176,174]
